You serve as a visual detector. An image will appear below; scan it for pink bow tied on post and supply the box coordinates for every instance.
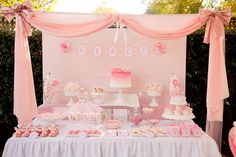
[199,8,231,44]
[1,1,34,36]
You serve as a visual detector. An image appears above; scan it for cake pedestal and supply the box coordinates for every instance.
[115,89,126,104]
[91,92,106,105]
[64,92,77,106]
[147,92,161,107]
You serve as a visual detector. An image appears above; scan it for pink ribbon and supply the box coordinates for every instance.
[1,1,33,36]
[199,8,231,44]
[113,15,127,44]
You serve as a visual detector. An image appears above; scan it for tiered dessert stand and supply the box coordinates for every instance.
[63,82,79,106]
[162,96,195,122]
[64,91,77,106]
[145,82,163,107]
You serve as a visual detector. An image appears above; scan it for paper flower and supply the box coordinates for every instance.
[60,41,71,52]
[155,42,166,54]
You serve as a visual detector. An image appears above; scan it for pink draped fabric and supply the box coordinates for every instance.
[28,13,115,37]
[122,15,203,40]
[14,15,37,124]
[1,2,231,124]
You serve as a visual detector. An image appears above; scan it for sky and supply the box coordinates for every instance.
[53,0,150,14]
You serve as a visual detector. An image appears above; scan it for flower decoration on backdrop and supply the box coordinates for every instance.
[155,42,166,54]
[60,41,71,52]
[43,73,60,104]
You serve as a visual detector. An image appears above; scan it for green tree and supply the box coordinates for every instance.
[146,0,236,14]
[222,0,236,12]
[0,0,58,11]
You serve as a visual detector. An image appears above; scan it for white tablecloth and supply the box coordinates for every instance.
[3,134,221,157]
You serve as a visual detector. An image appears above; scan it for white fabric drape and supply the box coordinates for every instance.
[3,135,221,157]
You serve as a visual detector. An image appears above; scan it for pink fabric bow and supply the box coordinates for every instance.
[199,8,231,44]
[1,1,33,36]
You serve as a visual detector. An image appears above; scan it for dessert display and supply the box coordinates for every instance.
[162,105,195,120]
[169,74,181,97]
[162,74,195,121]
[66,129,102,137]
[65,112,82,120]
[64,111,103,123]
[130,126,167,137]
[109,68,132,104]
[130,114,143,126]
[146,82,163,96]
[64,81,79,96]
[14,124,59,138]
[91,87,106,104]
[85,130,102,137]
[142,107,154,115]
[104,119,121,129]
[37,113,65,121]
[110,68,132,88]
[141,107,154,121]
[64,81,79,106]
[31,71,203,141]
[167,123,203,137]
[145,82,163,107]
[43,73,60,104]
[91,87,105,95]
[169,95,187,105]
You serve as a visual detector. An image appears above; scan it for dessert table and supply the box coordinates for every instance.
[2,104,220,157]
[3,133,221,157]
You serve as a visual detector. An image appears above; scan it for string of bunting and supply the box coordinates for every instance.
[60,40,184,57]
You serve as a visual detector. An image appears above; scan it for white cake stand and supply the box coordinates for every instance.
[64,91,77,106]
[110,85,131,104]
[115,88,126,104]
[91,92,106,104]
[147,92,161,107]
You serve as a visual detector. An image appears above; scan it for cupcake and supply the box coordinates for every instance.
[182,106,193,116]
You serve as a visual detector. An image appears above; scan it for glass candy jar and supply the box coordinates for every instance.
[130,108,143,126]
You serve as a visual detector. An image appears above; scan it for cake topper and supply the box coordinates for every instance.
[169,73,181,98]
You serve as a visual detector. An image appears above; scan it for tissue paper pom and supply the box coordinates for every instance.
[60,41,71,52]
[155,42,166,54]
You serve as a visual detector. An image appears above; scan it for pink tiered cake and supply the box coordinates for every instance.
[110,68,132,88]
